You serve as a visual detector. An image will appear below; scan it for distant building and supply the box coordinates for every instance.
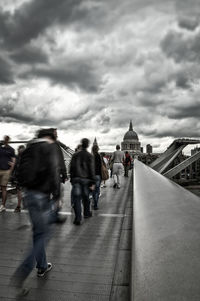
[121,121,141,153]
[146,144,153,154]
[93,137,98,146]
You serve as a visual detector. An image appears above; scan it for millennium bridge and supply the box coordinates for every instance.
[1,139,200,300]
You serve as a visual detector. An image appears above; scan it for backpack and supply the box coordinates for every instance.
[125,155,131,164]
[17,142,44,188]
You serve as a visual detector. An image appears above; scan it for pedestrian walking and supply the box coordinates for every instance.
[124,151,131,177]
[91,144,102,210]
[10,128,60,296]
[111,145,125,189]
[49,128,68,224]
[101,152,109,188]
[70,138,95,225]
[11,145,25,212]
[0,136,16,212]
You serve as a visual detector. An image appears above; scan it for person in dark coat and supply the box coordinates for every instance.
[70,138,95,225]
[91,145,102,210]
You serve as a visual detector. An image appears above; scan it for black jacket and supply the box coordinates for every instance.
[93,153,102,176]
[19,139,60,200]
[70,149,95,184]
[54,141,68,182]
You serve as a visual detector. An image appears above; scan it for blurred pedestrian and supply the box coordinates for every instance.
[124,151,131,177]
[91,145,102,210]
[11,128,60,296]
[11,145,25,212]
[111,145,125,189]
[101,152,109,188]
[0,136,16,212]
[49,128,68,224]
[70,138,95,225]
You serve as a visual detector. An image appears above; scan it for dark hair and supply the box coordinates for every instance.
[4,135,10,142]
[101,152,105,157]
[81,138,90,149]
[18,145,25,151]
[125,151,128,154]
[116,144,120,150]
[92,144,99,154]
[37,128,55,140]
[75,144,82,152]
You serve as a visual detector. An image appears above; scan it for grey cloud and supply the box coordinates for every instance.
[176,0,200,31]
[168,103,200,120]
[22,61,103,93]
[10,45,48,64]
[153,128,200,139]
[161,30,200,63]
[0,0,108,50]
[175,72,191,89]
[0,56,14,84]
[178,17,199,31]
[0,0,81,48]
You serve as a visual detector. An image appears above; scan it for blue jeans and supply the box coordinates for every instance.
[92,175,101,208]
[12,190,52,285]
[71,178,91,222]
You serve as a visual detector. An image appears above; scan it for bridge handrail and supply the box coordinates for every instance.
[132,159,200,300]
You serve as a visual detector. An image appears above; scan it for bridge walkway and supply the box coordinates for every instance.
[0,175,132,301]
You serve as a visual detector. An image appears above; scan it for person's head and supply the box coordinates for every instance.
[49,128,57,141]
[92,144,99,154]
[81,138,90,149]
[18,145,25,155]
[37,128,55,141]
[4,135,10,145]
[101,152,105,157]
[116,144,120,150]
[75,144,82,152]
[125,151,128,155]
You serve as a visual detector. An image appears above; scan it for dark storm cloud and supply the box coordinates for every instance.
[22,60,103,93]
[175,72,191,89]
[153,128,200,139]
[168,103,200,119]
[10,45,48,64]
[178,17,199,31]
[175,0,200,31]
[0,56,14,84]
[160,30,200,63]
[0,0,105,49]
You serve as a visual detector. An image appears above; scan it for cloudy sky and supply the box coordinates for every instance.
[0,0,200,153]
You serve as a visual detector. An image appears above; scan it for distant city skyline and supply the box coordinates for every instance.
[0,0,200,154]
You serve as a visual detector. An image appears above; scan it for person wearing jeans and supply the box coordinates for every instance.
[70,138,95,225]
[12,190,52,286]
[11,128,60,296]
[91,144,102,210]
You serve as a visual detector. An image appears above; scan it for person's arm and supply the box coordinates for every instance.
[9,152,16,173]
[50,144,61,201]
[88,154,96,188]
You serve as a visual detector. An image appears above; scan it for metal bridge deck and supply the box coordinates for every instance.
[0,176,132,301]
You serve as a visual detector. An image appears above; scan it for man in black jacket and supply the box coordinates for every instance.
[70,138,95,225]
[11,128,60,296]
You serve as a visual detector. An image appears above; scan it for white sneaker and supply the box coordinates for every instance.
[0,205,6,212]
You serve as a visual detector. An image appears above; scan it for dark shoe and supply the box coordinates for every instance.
[94,206,99,210]
[37,263,52,277]
[14,206,21,213]
[16,287,29,297]
[73,220,81,225]
[113,183,117,188]
[16,287,30,297]
[56,215,67,224]
[84,212,92,218]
